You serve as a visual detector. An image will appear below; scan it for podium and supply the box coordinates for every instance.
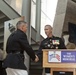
[42,49,76,75]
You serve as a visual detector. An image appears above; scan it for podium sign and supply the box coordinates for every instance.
[43,49,76,75]
[61,51,76,63]
[48,51,76,63]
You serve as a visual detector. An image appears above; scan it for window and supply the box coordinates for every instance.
[30,0,36,28]
[41,0,58,37]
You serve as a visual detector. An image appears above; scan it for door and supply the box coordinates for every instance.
[68,22,76,44]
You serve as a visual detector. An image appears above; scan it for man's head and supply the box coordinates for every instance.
[44,25,53,37]
[16,21,28,33]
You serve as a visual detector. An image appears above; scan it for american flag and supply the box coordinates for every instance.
[55,54,60,61]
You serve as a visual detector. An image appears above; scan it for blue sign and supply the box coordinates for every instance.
[61,51,76,63]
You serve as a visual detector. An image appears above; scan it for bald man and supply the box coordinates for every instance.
[37,25,66,75]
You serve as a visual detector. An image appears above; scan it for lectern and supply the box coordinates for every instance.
[42,49,76,75]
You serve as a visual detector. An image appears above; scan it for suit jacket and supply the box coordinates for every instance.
[3,29,36,70]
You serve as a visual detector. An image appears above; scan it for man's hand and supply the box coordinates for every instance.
[35,55,39,62]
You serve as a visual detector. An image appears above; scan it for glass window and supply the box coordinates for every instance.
[30,0,36,28]
[33,0,36,3]
[41,0,58,37]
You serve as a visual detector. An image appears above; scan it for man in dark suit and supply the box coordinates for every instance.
[37,25,66,75]
[3,21,39,75]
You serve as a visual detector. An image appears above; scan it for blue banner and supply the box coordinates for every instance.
[61,51,76,63]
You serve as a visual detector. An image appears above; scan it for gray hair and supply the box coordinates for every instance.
[45,24,52,29]
[16,21,27,29]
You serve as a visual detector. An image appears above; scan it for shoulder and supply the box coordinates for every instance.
[53,36,61,39]
[52,36,63,43]
[39,38,48,45]
[8,30,27,40]
[16,30,27,37]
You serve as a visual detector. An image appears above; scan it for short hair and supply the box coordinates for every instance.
[45,25,52,29]
[16,21,27,28]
